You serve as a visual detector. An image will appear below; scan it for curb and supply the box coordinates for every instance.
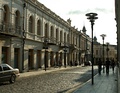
[65,73,99,93]
[19,66,80,78]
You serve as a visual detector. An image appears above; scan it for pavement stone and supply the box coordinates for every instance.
[73,67,117,93]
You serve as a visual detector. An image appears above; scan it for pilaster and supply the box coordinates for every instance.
[24,50,29,71]
[34,50,37,69]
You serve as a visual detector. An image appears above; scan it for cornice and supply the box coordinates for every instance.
[24,0,69,28]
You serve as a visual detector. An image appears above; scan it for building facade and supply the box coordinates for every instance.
[115,0,120,92]
[0,0,89,72]
[0,0,116,73]
[93,36,117,64]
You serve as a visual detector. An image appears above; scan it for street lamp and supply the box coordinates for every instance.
[43,38,48,71]
[100,34,106,73]
[86,12,98,85]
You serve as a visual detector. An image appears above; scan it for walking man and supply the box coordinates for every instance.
[106,58,110,75]
[111,59,115,73]
[98,58,102,75]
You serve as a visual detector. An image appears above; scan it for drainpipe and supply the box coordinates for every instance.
[22,2,26,72]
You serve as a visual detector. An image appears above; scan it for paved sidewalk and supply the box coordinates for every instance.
[19,66,79,78]
[73,68,117,93]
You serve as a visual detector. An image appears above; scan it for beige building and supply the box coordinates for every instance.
[0,0,89,72]
[93,36,117,65]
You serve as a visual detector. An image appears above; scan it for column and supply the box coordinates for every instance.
[34,50,37,69]
[19,48,22,72]
[48,51,50,67]
[10,44,14,67]
[53,52,56,67]
[0,43,2,64]
[0,7,3,22]
[56,52,59,66]
[41,51,44,68]
[24,50,29,71]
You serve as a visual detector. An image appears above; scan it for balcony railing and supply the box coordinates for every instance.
[0,22,22,37]
[48,37,56,45]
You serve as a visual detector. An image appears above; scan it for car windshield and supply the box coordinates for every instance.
[6,64,13,69]
[1,64,13,71]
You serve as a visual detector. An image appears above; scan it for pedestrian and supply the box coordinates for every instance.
[111,59,115,73]
[70,60,73,66]
[106,58,110,75]
[75,61,78,66]
[59,59,61,68]
[98,58,102,75]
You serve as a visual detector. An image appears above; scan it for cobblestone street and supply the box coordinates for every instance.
[0,66,98,93]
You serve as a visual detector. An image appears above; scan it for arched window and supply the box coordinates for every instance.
[3,5,10,24]
[50,26,54,37]
[60,30,63,42]
[64,32,66,43]
[67,34,69,44]
[37,20,41,35]
[29,16,33,33]
[45,23,48,38]
[15,10,20,29]
[56,28,59,42]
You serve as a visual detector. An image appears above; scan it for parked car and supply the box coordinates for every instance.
[0,64,20,83]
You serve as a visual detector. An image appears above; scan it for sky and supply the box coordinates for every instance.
[38,0,116,45]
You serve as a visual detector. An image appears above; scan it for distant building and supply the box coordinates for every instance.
[93,36,117,65]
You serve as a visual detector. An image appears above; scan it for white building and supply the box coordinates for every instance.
[0,0,90,72]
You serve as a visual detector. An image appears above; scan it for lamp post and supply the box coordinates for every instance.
[64,47,67,68]
[100,34,106,73]
[106,42,109,59]
[22,3,26,72]
[86,12,98,85]
[43,38,48,71]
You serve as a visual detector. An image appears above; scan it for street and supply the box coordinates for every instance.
[0,66,98,93]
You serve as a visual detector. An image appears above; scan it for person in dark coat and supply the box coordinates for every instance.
[106,58,110,75]
[111,59,115,73]
[98,58,102,75]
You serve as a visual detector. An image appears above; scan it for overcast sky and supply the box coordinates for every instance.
[38,0,116,45]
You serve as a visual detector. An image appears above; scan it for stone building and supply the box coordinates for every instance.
[0,0,89,72]
[115,0,120,92]
[93,36,117,65]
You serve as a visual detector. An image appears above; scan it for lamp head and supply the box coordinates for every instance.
[100,34,106,40]
[86,12,98,21]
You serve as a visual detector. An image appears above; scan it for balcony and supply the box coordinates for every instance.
[0,23,22,37]
[59,42,69,48]
[69,44,77,50]
[48,37,57,45]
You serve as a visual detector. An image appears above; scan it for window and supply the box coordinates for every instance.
[96,50,98,55]
[56,28,59,41]
[50,26,54,37]
[45,23,48,38]
[0,66,2,71]
[2,65,11,71]
[15,10,20,28]
[3,5,10,23]
[37,20,41,35]
[60,30,62,42]
[29,16,33,33]
[64,32,66,43]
